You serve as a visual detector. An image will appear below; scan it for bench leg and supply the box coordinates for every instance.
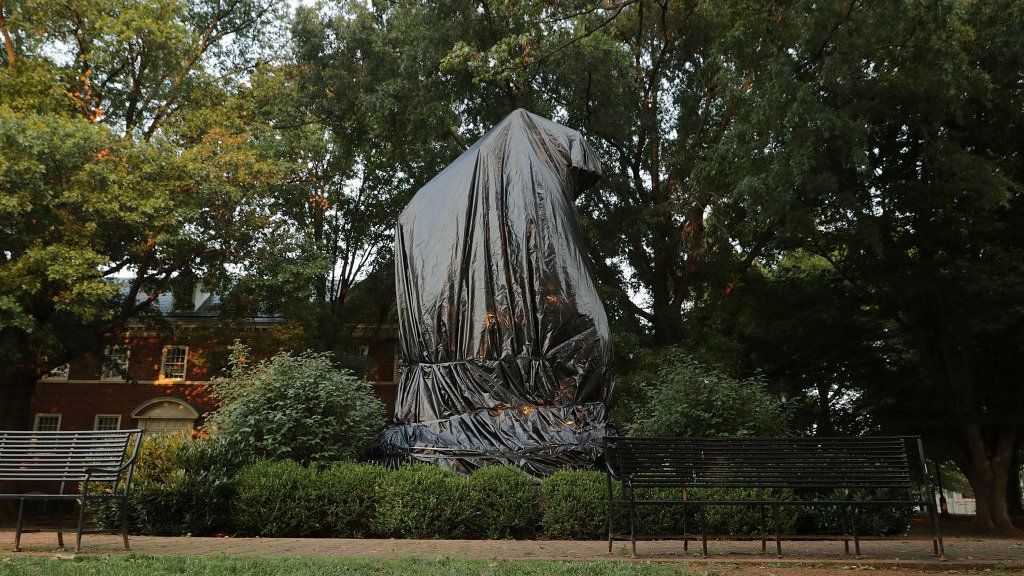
[851,506,861,556]
[606,474,613,555]
[775,509,782,557]
[682,503,688,552]
[56,503,65,550]
[13,498,25,552]
[57,482,65,549]
[841,505,849,555]
[927,500,944,558]
[121,496,130,550]
[700,504,708,557]
[760,504,767,554]
[76,486,89,552]
[627,486,637,559]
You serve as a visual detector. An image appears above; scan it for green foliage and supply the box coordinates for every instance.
[539,470,607,540]
[234,460,320,537]
[0,0,290,428]
[316,462,388,538]
[373,464,473,539]
[207,346,385,463]
[466,466,539,539]
[108,457,909,539]
[624,349,786,437]
[94,433,247,536]
[233,460,387,538]
[795,489,912,537]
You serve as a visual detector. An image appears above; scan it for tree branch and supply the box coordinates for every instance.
[0,0,15,70]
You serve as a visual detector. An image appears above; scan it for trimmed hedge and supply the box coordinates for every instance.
[540,470,607,539]
[373,464,473,538]
[103,450,911,539]
[234,460,388,537]
[468,466,539,539]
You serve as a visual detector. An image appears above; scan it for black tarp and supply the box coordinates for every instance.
[375,109,613,476]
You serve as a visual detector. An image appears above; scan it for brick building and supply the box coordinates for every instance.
[29,287,398,433]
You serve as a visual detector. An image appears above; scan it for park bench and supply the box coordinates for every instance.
[605,436,943,558]
[0,429,143,552]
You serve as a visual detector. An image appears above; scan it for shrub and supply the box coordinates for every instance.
[625,348,786,437]
[792,489,913,536]
[466,466,538,539]
[317,462,388,537]
[540,470,607,539]
[373,464,472,538]
[94,433,246,536]
[233,460,321,536]
[206,345,386,463]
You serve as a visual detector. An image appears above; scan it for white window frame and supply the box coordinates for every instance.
[33,413,61,431]
[101,345,131,382]
[159,345,189,380]
[93,414,122,431]
[41,363,70,381]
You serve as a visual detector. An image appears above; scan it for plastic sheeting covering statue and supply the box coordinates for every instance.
[375,109,613,476]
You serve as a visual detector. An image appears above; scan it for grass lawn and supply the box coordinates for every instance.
[0,556,1018,576]
[4,557,682,576]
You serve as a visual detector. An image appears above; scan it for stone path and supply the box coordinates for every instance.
[2,531,1022,571]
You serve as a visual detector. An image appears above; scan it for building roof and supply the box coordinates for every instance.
[120,284,283,325]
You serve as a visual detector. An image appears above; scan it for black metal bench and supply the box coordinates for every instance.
[0,429,143,551]
[605,436,943,558]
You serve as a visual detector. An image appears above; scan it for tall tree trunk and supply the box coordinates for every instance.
[650,287,678,347]
[925,333,1021,534]
[0,367,39,430]
[958,425,1021,534]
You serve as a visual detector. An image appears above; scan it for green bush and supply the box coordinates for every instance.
[94,433,247,536]
[540,470,901,540]
[540,470,607,539]
[233,460,321,536]
[103,454,910,539]
[317,462,388,537]
[467,466,538,539]
[792,489,913,536]
[373,464,472,538]
[206,345,386,463]
[624,349,786,437]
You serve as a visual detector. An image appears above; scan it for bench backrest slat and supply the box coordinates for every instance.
[0,430,142,482]
[606,437,917,489]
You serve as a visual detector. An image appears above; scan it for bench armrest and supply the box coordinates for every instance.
[83,463,132,476]
[604,458,622,481]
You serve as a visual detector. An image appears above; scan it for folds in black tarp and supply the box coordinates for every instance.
[375,109,613,476]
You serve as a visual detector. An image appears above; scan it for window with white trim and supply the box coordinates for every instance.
[41,363,70,381]
[34,413,61,431]
[160,346,189,380]
[94,414,122,431]
[101,345,130,381]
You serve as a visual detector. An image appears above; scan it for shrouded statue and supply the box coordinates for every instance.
[376,109,613,475]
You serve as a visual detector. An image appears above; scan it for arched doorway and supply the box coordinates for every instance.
[131,397,199,434]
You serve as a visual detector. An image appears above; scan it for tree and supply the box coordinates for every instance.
[710,254,904,437]
[775,0,1024,532]
[0,0,286,429]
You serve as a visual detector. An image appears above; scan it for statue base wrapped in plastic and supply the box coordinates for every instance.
[375,110,613,476]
